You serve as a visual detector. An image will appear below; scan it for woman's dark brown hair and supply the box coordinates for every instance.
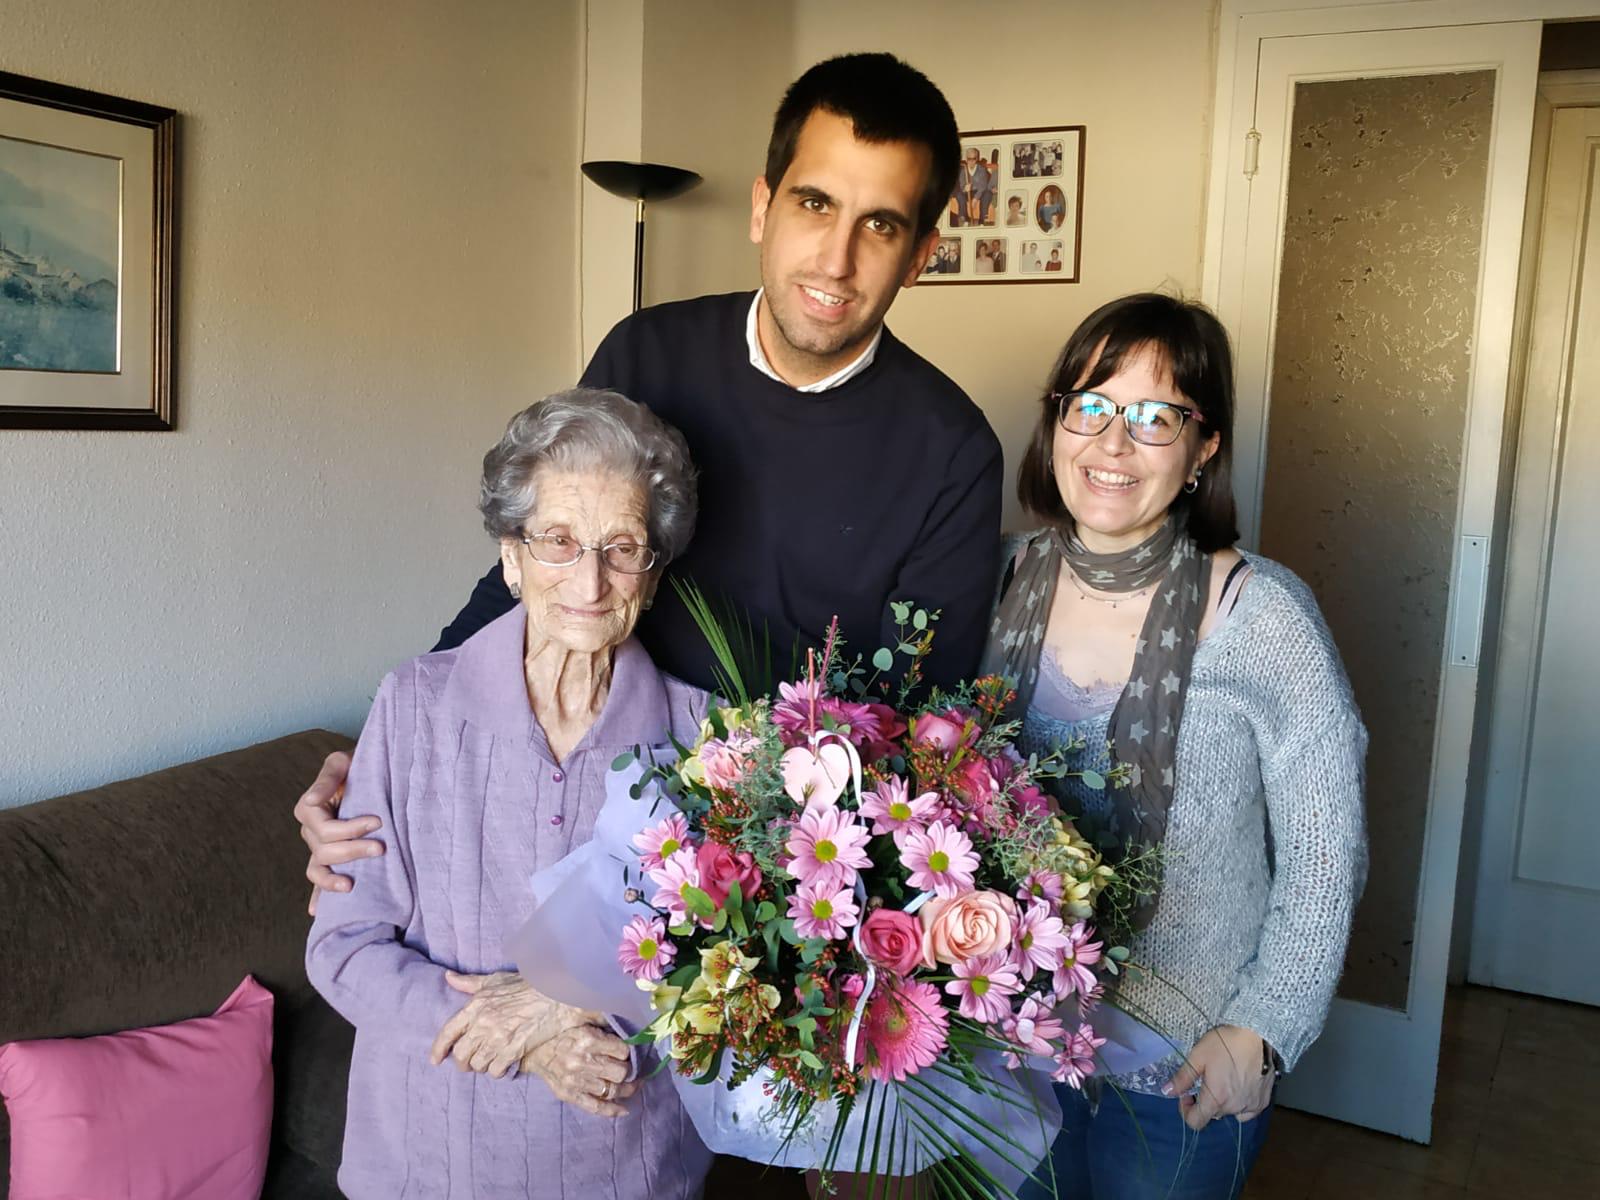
[1017,292,1240,551]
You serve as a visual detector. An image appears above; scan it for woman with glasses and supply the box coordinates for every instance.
[306,388,713,1199]
[986,294,1368,1200]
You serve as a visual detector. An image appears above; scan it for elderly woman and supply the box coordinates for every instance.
[988,294,1368,1200]
[306,388,713,1199]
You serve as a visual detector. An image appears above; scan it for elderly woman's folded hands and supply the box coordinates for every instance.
[428,970,639,1117]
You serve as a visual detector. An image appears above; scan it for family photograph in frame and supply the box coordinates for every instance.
[0,70,176,429]
[921,124,1083,285]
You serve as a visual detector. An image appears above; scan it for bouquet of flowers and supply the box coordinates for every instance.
[605,596,1142,1197]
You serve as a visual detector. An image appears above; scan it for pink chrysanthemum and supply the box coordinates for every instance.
[1051,920,1104,1000]
[1052,1023,1107,1089]
[633,813,691,872]
[772,680,906,760]
[858,776,940,837]
[617,915,676,982]
[771,678,825,744]
[647,847,702,924]
[1001,994,1067,1068]
[899,821,979,897]
[784,805,872,891]
[1017,870,1065,907]
[854,978,950,1083]
[1076,980,1106,1019]
[1012,900,1070,980]
[787,879,860,940]
[945,952,1021,1024]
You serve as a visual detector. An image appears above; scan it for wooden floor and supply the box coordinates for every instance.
[1244,985,1600,1199]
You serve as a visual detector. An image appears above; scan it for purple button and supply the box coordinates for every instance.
[552,771,564,783]
[549,814,564,827]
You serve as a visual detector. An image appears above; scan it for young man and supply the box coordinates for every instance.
[298,53,1004,894]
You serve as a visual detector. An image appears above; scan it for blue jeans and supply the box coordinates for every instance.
[1016,1083,1273,1200]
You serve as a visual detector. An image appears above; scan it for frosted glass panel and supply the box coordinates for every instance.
[1259,71,1495,1010]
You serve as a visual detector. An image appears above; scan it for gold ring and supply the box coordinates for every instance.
[600,1082,613,1101]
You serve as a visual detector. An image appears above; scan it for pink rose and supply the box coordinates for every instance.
[951,756,999,805]
[695,841,763,908]
[699,730,758,791]
[913,711,976,752]
[859,908,925,975]
[920,890,1018,968]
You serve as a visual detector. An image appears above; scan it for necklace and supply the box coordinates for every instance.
[1066,567,1153,610]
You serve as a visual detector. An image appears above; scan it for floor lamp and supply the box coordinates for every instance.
[580,161,703,312]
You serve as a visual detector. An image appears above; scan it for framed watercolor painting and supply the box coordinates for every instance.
[919,125,1084,286]
[0,71,176,429]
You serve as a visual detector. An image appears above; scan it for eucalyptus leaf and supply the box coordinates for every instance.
[912,609,928,630]
[798,1049,825,1071]
[610,751,635,771]
[871,647,895,672]
[1081,769,1107,790]
[755,901,777,923]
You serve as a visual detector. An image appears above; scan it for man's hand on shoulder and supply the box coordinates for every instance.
[295,750,384,915]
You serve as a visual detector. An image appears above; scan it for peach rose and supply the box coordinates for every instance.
[919,890,1018,968]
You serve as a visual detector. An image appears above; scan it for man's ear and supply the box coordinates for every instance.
[901,228,941,288]
[750,175,773,245]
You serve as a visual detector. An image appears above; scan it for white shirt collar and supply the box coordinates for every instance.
[745,289,882,393]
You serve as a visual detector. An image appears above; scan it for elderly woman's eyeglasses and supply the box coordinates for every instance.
[520,533,659,575]
[1052,390,1206,448]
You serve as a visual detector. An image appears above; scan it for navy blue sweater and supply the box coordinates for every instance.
[434,291,1003,692]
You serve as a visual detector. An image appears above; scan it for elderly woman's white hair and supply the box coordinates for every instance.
[479,388,697,565]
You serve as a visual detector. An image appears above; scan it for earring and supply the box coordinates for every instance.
[509,582,522,599]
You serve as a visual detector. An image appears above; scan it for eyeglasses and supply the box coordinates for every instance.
[1051,390,1206,448]
[519,532,659,574]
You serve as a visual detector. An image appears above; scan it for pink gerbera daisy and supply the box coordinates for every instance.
[1017,870,1065,907]
[945,952,1021,1024]
[899,821,979,897]
[647,846,702,924]
[1012,900,1070,980]
[1051,920,1104,1000]
[785,805,872,891]
[858,776,940,837]
[633,813,691,872]
[787,879,860,940]
[617,915,676,982]
[772,678,825,743]
[1052,1023,1107,1089]
[1001,994,1067,1068]
[855,978,950,1083]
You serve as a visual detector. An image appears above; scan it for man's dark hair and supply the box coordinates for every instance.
[1017,292,1241,552]
[764,53,959,240]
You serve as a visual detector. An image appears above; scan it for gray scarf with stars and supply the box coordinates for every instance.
[982,514,1209,927]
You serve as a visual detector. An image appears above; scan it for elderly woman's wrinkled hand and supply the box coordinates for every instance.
[429,970,599,1079]
[521,1022,639,1119]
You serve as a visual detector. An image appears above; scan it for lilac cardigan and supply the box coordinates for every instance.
[307,605,713,1199]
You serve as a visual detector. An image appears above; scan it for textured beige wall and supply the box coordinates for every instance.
[0,0,582,806]
[640,1,793,307]
[1259,71,1496,1009]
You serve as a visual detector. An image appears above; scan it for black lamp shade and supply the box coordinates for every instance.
[581,161,702,203]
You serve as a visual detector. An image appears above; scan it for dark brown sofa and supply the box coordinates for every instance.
[0,729,357,1198]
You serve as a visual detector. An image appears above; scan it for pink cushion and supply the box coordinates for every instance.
[0,975,274,1200]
